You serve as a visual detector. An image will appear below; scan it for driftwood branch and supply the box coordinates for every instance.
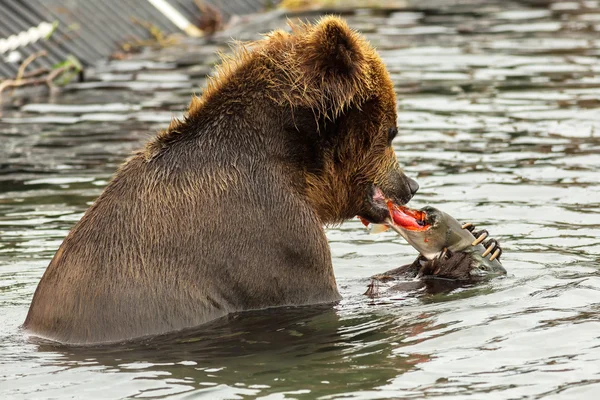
[3,50,49,98]
[20,67,50,79]
[0,65,76,105]
[44,65,71,87]
[15,50,47,81]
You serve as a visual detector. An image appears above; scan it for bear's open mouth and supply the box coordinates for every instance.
[358,185,392,224]
[387,202,431,231]
[359,185,425,227]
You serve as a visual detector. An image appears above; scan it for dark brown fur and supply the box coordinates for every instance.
[365,252,478,298]
[24,17,417,344]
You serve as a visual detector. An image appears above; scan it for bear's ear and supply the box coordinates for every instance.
[302,16,367,78]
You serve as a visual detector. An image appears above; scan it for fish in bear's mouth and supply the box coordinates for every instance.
[359,186,421,225]
[385,201,430,231]
[359,186,431,231]
[359,201,506,279]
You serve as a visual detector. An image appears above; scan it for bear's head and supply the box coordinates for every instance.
[262,16,419,224]
[155,16,418,225]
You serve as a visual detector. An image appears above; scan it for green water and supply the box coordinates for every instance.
[1,1,600,399]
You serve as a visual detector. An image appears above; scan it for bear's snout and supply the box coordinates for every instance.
[407,177,419,197]
[381,169,419,207]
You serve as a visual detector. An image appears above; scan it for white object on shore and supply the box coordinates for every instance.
[0,22,55,55]
[147,0,203,37]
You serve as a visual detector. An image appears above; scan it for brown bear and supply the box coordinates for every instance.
[23,16,419,344]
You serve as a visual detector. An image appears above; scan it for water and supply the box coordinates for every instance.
[1,1,600,398]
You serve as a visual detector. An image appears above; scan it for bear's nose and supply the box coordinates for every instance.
[407,177,419,196]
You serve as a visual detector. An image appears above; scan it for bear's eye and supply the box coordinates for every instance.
[387,127,398,145]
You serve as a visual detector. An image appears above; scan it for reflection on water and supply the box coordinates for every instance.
[29,306,430,399]
[1,1,600,398]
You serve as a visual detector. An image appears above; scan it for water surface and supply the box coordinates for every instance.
[1,1,600,399]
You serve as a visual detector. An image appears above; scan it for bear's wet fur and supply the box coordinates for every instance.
[24,16,417,344]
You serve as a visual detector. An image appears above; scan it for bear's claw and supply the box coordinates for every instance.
[461,223,502,261]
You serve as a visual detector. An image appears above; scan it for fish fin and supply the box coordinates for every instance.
[370,224,390,234]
